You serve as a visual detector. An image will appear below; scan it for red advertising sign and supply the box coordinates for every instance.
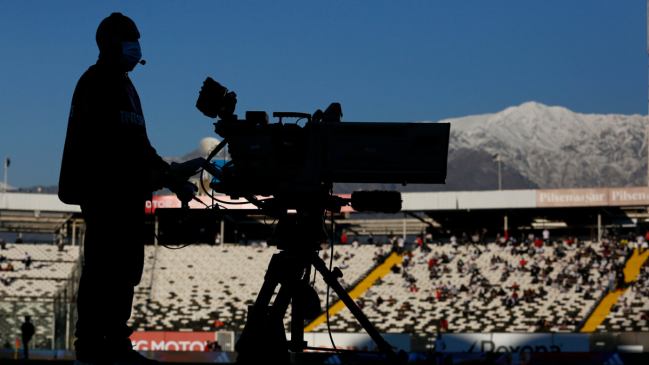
[145,194,354,213]
[130,332,215,352]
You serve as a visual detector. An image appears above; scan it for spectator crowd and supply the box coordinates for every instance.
[327,226,645,333]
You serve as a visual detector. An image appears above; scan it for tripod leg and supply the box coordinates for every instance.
[235,253,290,365]
[290,262,312,353]
[235,252,309,365]
[311,253,408,365]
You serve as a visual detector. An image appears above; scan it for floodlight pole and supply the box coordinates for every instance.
[493,153,502,191]
[498,159,502,191]
[598,213,602,243]
[3,156,7,209]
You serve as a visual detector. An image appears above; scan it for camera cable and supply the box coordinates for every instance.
[199,165,252,206]
[147,198,221,250]
[201,140,251,206]
[325,188,341,356]
[148,206,193,250]
[153,232,193,250]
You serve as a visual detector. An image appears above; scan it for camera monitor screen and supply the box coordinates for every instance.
[315,122,450,185]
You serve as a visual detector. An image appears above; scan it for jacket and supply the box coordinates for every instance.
[59,60,168,205]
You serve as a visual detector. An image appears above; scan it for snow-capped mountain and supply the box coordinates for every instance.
[444,101,647,190]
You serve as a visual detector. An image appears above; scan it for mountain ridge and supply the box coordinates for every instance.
[443,101,647,191]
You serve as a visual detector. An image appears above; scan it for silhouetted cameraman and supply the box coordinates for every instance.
[59,13,168,365]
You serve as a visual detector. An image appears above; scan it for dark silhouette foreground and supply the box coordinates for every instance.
[59,12,168,365]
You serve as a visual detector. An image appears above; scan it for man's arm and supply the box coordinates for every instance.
[143,143,170,192]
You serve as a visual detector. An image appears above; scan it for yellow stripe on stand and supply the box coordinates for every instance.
[623,249,649,283]
[581,248,649,332]
[304,252,403,332]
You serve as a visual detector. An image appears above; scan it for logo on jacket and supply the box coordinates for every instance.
[120,111,145,126]
[125,84,142,114]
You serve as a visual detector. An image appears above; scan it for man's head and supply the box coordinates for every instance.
[96,13,142,71]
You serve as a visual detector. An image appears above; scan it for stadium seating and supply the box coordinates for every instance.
[129,239,642,335]
[0,243,80,350]
[0,301,56,349]
[309,241,610,335]
[1,245,79,263]
[129,244,384,332]
[597,259,649,332]
[0,244,80,299]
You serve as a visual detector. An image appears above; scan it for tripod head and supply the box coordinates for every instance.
[248,189,403,251]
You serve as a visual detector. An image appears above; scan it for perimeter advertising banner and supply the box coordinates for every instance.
[442,333,589,353]
[608,187,649,206]
[536,188,608,207]
[537,187,649,208]
[130,332,215,351]
[144,196,260,213]
[288,332,410,353]
[0,349,637,364]
[130,332,409,353]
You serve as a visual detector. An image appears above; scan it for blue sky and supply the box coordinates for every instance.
[0,1,645,187]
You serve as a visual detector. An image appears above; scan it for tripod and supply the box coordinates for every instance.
[234,200,408,365]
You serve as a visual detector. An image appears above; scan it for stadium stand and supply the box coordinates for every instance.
[129,244,385,332]
[0,301,56,349]
[0,243,80,349]
[130,245,274,332]
[308,239,621,335]
[592,250,649,332]
[127,234,646,337]
[313,245,392,299]
[0,244,79,299]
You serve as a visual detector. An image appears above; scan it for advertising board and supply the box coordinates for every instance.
[442,333,589,353]
[537,187,649,208]
[288,332,410,353]
[536,188,608,207]
[130,332,409,353]
[443,333,491,353]
[608,186,649,206]
[130,332,215,352]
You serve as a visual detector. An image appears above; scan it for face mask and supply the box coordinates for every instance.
[118,42,142,71]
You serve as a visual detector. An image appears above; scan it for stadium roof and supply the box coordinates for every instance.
[0,182,16,191]
[0,192,79,213]
[2,187,647,233]
[0,193,80,234]
[403,186,649,211]
[2,187,649,214]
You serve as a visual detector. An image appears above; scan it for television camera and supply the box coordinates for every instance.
[159,77,450,365]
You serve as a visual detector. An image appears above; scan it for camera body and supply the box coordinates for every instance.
[196,77,450,204]
[209,111,450,199]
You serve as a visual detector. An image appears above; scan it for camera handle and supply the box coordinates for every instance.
[273,112,311,124]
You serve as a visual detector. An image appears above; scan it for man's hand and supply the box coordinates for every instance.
[163,158,207,192]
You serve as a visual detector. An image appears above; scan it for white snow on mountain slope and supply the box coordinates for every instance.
[439,101,648,189]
